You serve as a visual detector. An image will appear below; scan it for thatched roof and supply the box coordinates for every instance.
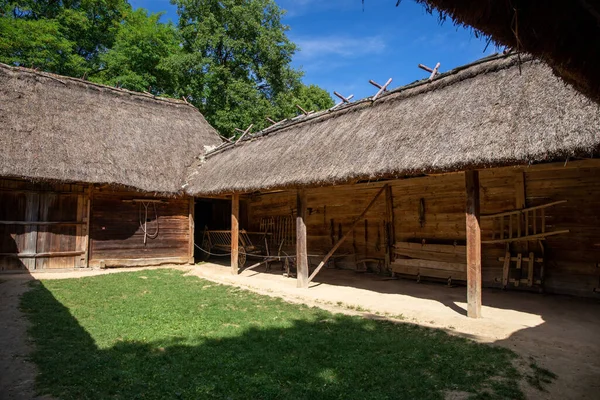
[417,0,600,104]
[0,63,221,194]
[186,53,600,196]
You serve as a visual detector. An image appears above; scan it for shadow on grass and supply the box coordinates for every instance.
[20,270,525,400]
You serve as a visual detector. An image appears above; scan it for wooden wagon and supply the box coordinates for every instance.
[200,228,269,268]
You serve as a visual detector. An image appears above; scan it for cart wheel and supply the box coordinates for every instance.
[238,246,247,269]
[199,236,211,261]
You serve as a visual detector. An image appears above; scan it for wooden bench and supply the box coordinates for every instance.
[391,241,467,285]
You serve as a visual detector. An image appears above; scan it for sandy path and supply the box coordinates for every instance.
[0,276,51,400]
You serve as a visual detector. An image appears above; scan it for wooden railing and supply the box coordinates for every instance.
[203,229,267,251]
[260,215,295,247]
[481,200,569,244]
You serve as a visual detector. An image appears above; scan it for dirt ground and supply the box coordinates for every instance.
[1,263,599,399]
[0,275,48,400]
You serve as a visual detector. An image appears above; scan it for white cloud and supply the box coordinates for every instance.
[294,35,387,60]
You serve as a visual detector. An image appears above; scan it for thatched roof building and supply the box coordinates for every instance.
[0,63,221,194]
[186,54,600,196]
[417,0,600,104]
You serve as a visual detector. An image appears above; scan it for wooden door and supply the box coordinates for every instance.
[0,180,89,271]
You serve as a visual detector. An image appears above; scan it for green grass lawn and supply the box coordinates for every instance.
[20,269,542,399]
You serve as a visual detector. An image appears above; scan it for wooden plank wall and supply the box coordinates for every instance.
[0,178,87,270]
[89,188,191,267]
[525,166,600,296]
[245,160,600,298]
[247,184,388,265]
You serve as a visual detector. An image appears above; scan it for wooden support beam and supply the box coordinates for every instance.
[0,221,85,225]
[0,251,85,258]
[481,200,567,219]
[235,124,253,143]
[91,257,189,268]
[418,64,434,73]
[371,78,392,101]
[429,62,441,80]
[502,247,511,288]
[189,197,195,264]
[419,63,441,80]
[385,185,395,271]
[481,230,570,244]
[516,253,523,269]
[527,252,535,286]
[465,170,482,318]
[499,256,543,263]
[515,171,526,209]
[308,185,387,284]
[23,193,39,270]
[219,134,233,143]
[333,91,353,103]
[296,104,310,115]
[82,186,91,268]
[231,193,240,275]
[296,189,309,288]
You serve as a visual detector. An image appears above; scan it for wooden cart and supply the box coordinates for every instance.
[200,228,269,268]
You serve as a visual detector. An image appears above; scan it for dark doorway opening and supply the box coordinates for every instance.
[193,198,248,262]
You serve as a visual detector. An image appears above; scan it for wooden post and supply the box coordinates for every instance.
[23,192,39,270]
[296,189,309,288]
[385,185,396,271]
[82,186,91,268]
[188,197,195,264]
[231,193,239,275]
[465,170,482,318]
[515,171,526,209]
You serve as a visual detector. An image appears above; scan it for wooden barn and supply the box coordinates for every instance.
[2,52,600,318]
[0,63,221,270]
[186,54,600,317]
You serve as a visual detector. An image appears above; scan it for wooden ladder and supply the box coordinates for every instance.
[482,200,569,244]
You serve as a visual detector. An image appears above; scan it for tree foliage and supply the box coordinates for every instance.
[0,0,333,136]
[0,0,130,76]
[92,9,180,94]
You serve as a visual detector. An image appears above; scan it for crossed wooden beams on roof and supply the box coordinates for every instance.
[266,116,286,128]
[369,78,393,101]
[418,62,441,80]
[216,62,445,149]
[234,124,254,143]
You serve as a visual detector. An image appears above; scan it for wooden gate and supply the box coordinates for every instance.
[0,179,90,270]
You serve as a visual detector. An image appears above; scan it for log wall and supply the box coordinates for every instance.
[245,160,600,298]
[0,178,88,270]
[0,179,193,270]
[89,187,192,267]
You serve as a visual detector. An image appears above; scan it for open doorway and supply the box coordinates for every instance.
[193,198,248,262]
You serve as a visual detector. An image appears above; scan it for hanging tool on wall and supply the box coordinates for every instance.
[123,199,163,245]
[139,201,159,244]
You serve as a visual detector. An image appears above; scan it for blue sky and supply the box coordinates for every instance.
[130,0,500,100]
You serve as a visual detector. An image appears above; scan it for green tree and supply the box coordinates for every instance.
[0,0,130,76]
[171,0,326,135]
[0,0,333,135]
[0,16,86,74]
[92,8,180,95]
[273,84,334,121]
